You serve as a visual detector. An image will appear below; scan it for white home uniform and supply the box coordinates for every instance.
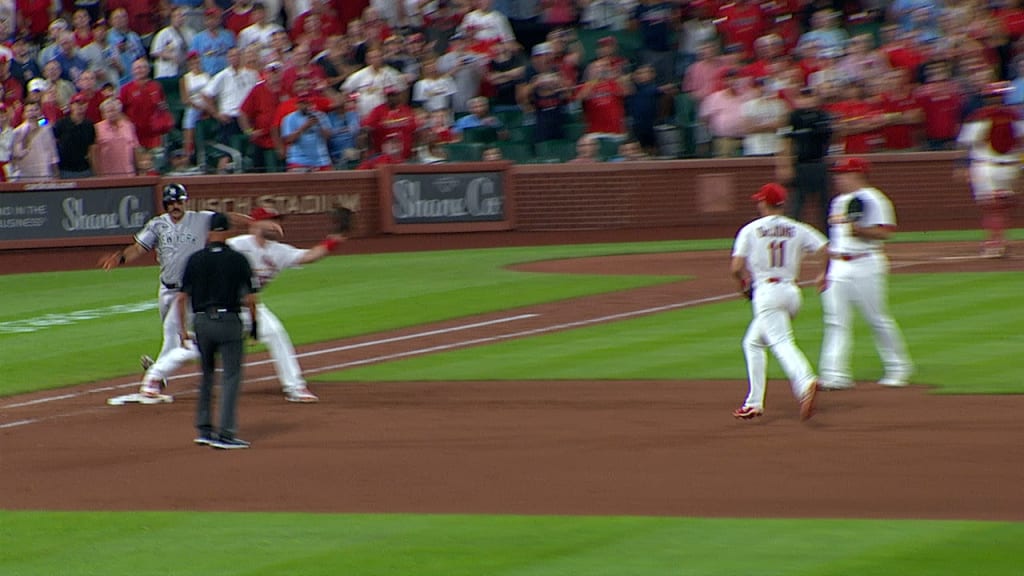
[820,187,913,388]
[226,234,310,395]
[733,214,827,411]
[135,210,213,395]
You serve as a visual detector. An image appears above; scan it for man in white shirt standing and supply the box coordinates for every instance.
[150,7,194,79]
[731,182,827,421]
[460,0,516,43]
[341,47,404,119]
[238,3,284,50]
[741,77,787,157]
[202,47,258,144]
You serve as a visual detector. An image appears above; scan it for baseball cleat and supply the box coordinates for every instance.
[140,356,168,390]
[800,383,817,422]
[285,386,319,403]
[732,405,764,419]
[878,377,909,387]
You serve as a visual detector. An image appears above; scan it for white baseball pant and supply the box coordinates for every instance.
[820,254,913,386]
[742,282,817,410]
[241,303,306,392]
[144,285,199,384]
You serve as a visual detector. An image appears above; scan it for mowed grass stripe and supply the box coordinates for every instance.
[1,511,1022,576]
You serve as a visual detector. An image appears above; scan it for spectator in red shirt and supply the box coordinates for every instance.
[293,12,329,56]
[880,68,924,150]
[881,24,925,78]
[357,132,404,169]
[362,85,418,160]
[577,58,633,138]
[75,69,106,123]
[17,0,52,42]
[717,0,766,59]
[105,0,160,39]
[291,0,342,43]
[830,81,884,154]
[914,60,965,150]
[224,0,259,37]
[282,44,327,97]
[119,57,171,150]
[239,60,286,173]
[72,9,94,48]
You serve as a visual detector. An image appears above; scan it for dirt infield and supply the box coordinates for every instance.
[1,239,1022,521]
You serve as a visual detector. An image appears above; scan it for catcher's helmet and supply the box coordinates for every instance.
[162,183,188,208]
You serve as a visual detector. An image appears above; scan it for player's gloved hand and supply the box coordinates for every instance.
[740,278,753,301]
[249,320,259,341]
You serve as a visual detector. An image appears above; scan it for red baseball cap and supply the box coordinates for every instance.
[250,206,281,221]
[70,92,89,105]
[831,157,870,173]
[752,182,787,206]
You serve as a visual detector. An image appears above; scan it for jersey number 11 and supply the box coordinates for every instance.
[769,240,786,268]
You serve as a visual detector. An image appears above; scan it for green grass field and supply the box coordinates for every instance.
[2,231,1022,574]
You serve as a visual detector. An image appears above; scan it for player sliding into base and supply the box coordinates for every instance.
[226,206,346,403]
[100,183,256,404]
[730,183,828,422]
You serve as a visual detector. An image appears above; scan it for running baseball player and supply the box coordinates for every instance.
[956,81,1022,258]
[818,157,914,390]
[226,206,345,403]
[99,183,253,404]
[731,182,827,421]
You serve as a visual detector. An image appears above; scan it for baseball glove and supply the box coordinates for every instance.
[330,207,355,234]
[741,279,753,301]
[846,196,864,223]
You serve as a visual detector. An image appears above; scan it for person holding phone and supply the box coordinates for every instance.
[11,101,58,180]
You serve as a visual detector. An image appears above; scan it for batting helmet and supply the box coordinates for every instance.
[162,183,188,209]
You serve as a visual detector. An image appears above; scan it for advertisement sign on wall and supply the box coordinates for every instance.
[379,163,515,233]
[0,183,156,245]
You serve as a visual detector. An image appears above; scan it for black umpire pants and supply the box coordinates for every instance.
[194,311,245,440]
[787,161,830,235]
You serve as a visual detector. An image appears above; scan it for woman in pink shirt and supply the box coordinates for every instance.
[92,98,141,177]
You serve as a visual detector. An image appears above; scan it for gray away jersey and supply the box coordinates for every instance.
[134,211,214,286]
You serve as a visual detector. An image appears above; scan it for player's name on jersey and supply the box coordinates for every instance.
[755,223,797,238]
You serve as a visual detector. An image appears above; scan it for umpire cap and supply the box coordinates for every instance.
[209,212,230,232]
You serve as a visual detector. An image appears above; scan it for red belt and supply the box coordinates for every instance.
[765,277,786,283]
[831,252,872,261]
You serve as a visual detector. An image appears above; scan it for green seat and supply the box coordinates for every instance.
[564,122,586,143]
[495,109,523,129]
[496,141,532,164]
[462,125,500,145]
[444,142,484,162]
[510,124,534,144]
[535,139,575,163]
[596,137,621,161]
[674,93,701,157]
[158,76,185,127]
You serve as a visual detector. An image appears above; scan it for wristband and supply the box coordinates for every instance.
[119,253,127,265]
[320,236,340,251]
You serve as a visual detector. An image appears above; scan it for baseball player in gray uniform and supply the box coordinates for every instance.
[100,183,252,404]
[818,158,914,390]
[226,206,345,403]
[731,182,828,421]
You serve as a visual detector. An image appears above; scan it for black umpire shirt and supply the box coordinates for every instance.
[181,242,255,314]
[788,107,832,164]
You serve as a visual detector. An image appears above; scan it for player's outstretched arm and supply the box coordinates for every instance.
[298,234,347,265]
[99,242,147,271]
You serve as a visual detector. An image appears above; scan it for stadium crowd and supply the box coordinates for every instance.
[2,0,1023,179]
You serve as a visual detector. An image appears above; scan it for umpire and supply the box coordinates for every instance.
[776,86,834,234]
[176,212,258,450]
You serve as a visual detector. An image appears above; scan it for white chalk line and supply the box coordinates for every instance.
[0,253,983,429]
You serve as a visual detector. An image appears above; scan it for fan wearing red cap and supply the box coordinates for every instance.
[730,182,829,421]
[223,205,347,403]
[956,80,1023,258]
[362,83,417,160]
[819,157,914,390]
